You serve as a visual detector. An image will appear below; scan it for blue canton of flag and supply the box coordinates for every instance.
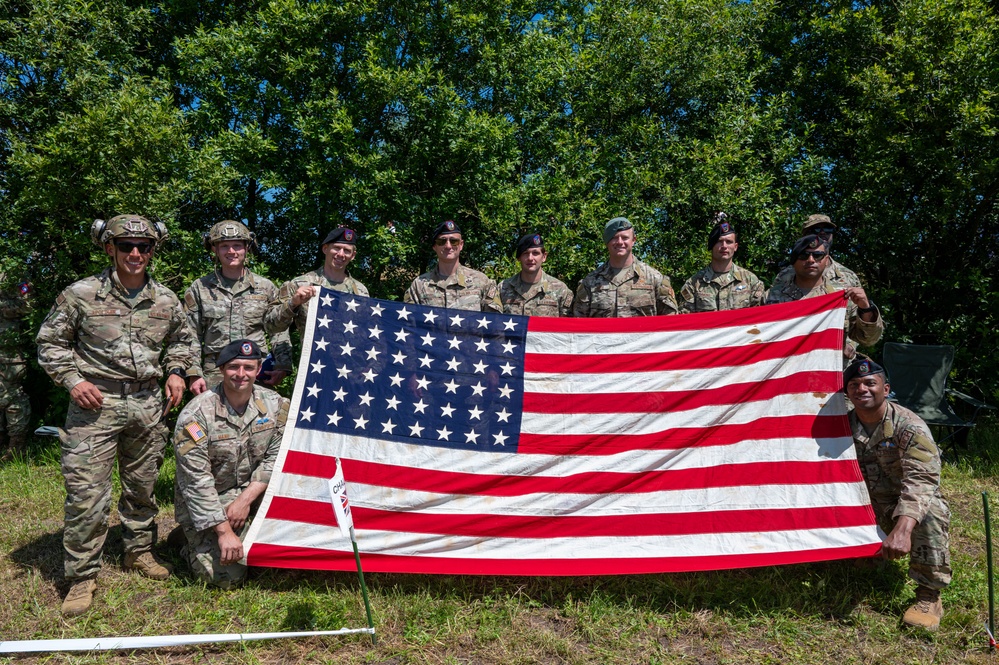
[295,289,528,453]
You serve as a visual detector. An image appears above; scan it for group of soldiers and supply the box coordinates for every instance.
[6,211,948,630]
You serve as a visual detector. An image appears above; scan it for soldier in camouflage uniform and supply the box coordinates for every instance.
[764,235,883,361]
[679,217,764,313]
[0,274,31,459]
[498,233,574,317]
[36,215,195,616]
[845,358,951,630]
[404,220,502,312]
[266,226,369,338]
[771,214,862,289]
[185,221,292,393]
[573,217,678,317]
[173,339,288,588]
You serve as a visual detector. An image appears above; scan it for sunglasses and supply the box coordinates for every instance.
[434,237,461,247]
[796,250,828,261]
[114,240,154,254]
[812,226,836,235]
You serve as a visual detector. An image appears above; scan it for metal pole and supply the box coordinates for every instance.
[984,492,995,651]
[352,533,376,646]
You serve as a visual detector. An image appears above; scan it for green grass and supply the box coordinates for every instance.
[2,427,999,664]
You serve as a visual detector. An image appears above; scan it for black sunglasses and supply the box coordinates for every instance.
[796,250,828,261]
[114,240,154,254]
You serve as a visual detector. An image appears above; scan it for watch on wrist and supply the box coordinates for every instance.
[857,302,877,315]
[168,368,188,379]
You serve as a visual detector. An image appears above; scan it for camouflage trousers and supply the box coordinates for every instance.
[180,518,250,589]
[873,498,952,590]
[0,362,30,436]
[60,389,167,581]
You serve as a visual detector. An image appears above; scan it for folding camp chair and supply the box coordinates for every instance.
[881,342,996,452]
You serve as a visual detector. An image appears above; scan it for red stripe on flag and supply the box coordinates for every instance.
[524,330,842,374]
[517,414,852,455]
[266,497,875,538]
[526,292,847,334]
[282,452,864,495]
[247,541,882,575]
[522,372,841,414]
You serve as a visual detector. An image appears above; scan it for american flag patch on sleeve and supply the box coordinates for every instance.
[184,421,207,443]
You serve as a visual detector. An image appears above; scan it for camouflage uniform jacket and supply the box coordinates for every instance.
[404,264,502,313]
[772,259,861,290]
[184,269,293,375]
[36,268,195,390]
[849,401,945,523]
[174,384,289,532]
[0,276,28,364]
[573,259,678,317]
[679,264,764,313]
[266,268,369,335]
[498,271,574,317]
[763,277,883,350]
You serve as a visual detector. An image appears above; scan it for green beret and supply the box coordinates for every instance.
[603,217,633,243]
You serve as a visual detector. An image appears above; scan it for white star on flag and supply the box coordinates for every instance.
[310,360,326,374]
[317,315,332,328]
[300,407,315,422]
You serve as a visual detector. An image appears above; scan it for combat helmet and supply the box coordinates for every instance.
[91,215,168,249]
[203,220,256,253]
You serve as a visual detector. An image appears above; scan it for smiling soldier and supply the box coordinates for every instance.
[36,215,195,616]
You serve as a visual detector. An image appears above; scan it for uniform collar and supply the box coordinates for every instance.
[99,268,153,302]
[431,263,468,287]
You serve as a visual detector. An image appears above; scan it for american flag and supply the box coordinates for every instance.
[243,289,881,575]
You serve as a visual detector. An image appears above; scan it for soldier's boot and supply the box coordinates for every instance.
[7,434,26,455]
[61,579,97,617]
[166,525,187,549]
[123,551,172,581]
[902,585,943,630]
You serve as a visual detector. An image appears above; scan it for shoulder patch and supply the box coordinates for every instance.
[176,440,197,457]
[277,400,290,426]
[184,421,207,444]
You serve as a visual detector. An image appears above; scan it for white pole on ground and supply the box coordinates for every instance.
[0,628,376,654]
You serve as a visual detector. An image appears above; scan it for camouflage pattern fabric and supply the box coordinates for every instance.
[850,402,952,589]
[266,268,369,335]
[36,268,194,582]
[771,258,862,290]
[36,268,195,390]
[498,271,574,317]
[0,280,30,436]
[173,385,288,587]
[679,264,764,313]
[573,259,678,317]
[60,390,167,581]
[404,264,502,313]
[184,269,292,386]
[764,275,883,358]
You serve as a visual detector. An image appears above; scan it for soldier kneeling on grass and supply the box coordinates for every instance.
[845,358,952,630]
[172,339,289,588]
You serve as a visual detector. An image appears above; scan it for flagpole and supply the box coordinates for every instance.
[984,492,995,651]
[350,527,376,645]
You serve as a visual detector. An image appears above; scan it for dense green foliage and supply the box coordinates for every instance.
[2,0,997,422]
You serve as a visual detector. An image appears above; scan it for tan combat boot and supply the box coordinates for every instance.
[124,551,172,580]
[62,579,97,617]
[902,585,943,630]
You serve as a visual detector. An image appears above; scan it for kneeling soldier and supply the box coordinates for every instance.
[173,340,289,588]
[845,358,951,630]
